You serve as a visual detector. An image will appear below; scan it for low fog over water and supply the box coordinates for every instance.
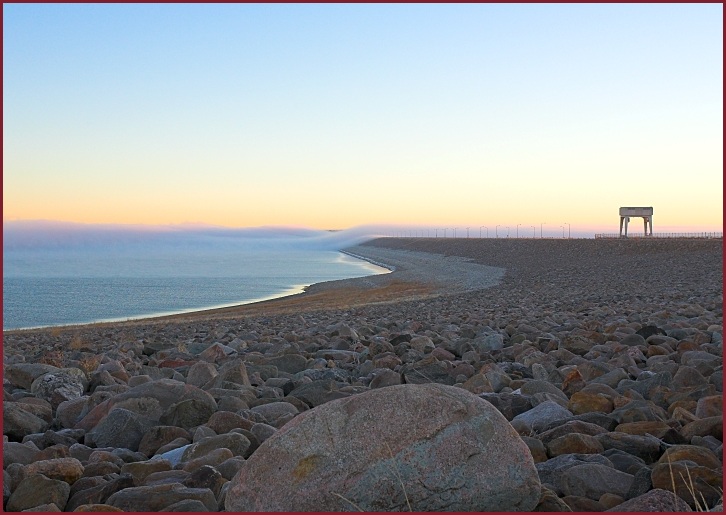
[3,221,388,329]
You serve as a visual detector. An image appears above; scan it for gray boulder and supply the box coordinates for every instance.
[86,408,155,451]
[560,463,634,500]
[106,484,217,511]
[30,368,87,408]
[607,488,691,512]
[511,400,574,432]
[225,383,540,512]
[4,363,60,390]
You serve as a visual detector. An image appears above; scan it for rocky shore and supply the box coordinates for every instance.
[3,237,723,512]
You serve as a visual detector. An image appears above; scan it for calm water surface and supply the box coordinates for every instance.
[3,245,387,330]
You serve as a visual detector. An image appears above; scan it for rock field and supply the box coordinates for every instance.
[2,237,723,512]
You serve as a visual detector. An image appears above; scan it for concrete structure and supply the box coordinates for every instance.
[619,207,653,237]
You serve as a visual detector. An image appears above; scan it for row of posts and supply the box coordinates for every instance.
[385,223,571,239]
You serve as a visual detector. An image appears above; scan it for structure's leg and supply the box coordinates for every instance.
[644,217,648,236]
[624,217,629,238]
[649,216,653,235]
[619,217,624,237]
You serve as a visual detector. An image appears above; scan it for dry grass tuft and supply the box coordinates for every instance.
[77,355,101,377]
[38,349,66,368]
[668,454,723,512]
[68,334,86,351]
[331,492,364,512]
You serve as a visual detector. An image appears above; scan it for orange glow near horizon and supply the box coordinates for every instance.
[3,4,722,235]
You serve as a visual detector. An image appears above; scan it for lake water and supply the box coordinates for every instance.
[3,243,388,330]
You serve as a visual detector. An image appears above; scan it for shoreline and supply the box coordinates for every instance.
[4,237,722,335]
[3,242,506,334]
[2,247,395,334]
[2,237,722,512]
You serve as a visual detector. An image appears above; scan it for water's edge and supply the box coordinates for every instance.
[3,250,392,332]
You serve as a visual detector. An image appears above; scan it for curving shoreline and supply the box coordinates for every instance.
[2,237,723,512]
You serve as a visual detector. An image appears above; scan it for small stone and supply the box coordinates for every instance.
[560,463,633,500]
[595,432,663,463]
[72,504,124,512]
[3,402,50,440]
[607,488,691,512]
[159,399,216,430]
[614,421,686,445]
[106,484,218,511]
[512,400,574,433]
[547,433,604,457]
[657,444,722,469]
[216,456,246,481]
[181,465,225,497]
[521,436,548,463]
[139,426,192,457]
[695,395,723,418]
[568,391,614,415]
[680,416,723,441]
[533,486,570,512]
[651,462,722,509]
[181,448,234,473]
[120,459,172,484]
[369,368,402,389]
[22,457,84,485]
[599,493,625,510]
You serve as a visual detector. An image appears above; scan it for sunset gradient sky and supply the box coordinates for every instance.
[3,3,723,235]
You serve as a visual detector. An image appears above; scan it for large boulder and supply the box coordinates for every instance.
[75,379,217,432]
[6,474,71,512]
[225,383,540,512]
[86,408,156,451]
[4,363,60,390]
[3,402,50,440]
[30,368,87,408]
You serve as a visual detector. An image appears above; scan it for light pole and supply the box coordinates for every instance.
[496,225,500,238]
[466,227,470,238]
[453,228,457,238]
[516,223,522,238]
[540,222,546,238]
[505,226,510,238]
[435,228,438,238]
[480,225,487,238]
[564,223,571,239]
[560,225,565,238]
[531,226,535,238]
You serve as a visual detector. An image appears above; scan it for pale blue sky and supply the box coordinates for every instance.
[4,3,723,232]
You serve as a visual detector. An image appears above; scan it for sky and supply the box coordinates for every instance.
[3,3,723,235]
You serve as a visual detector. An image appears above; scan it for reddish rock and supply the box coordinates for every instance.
[657,445,722,469]
[568,391,614,415]
[547,433,604,457]
[7,474,70,512]
[651,462,722,509]
[205,410,254,434]
[22,457,84,485]
[680,416,723,441]
[695,394,722,418]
